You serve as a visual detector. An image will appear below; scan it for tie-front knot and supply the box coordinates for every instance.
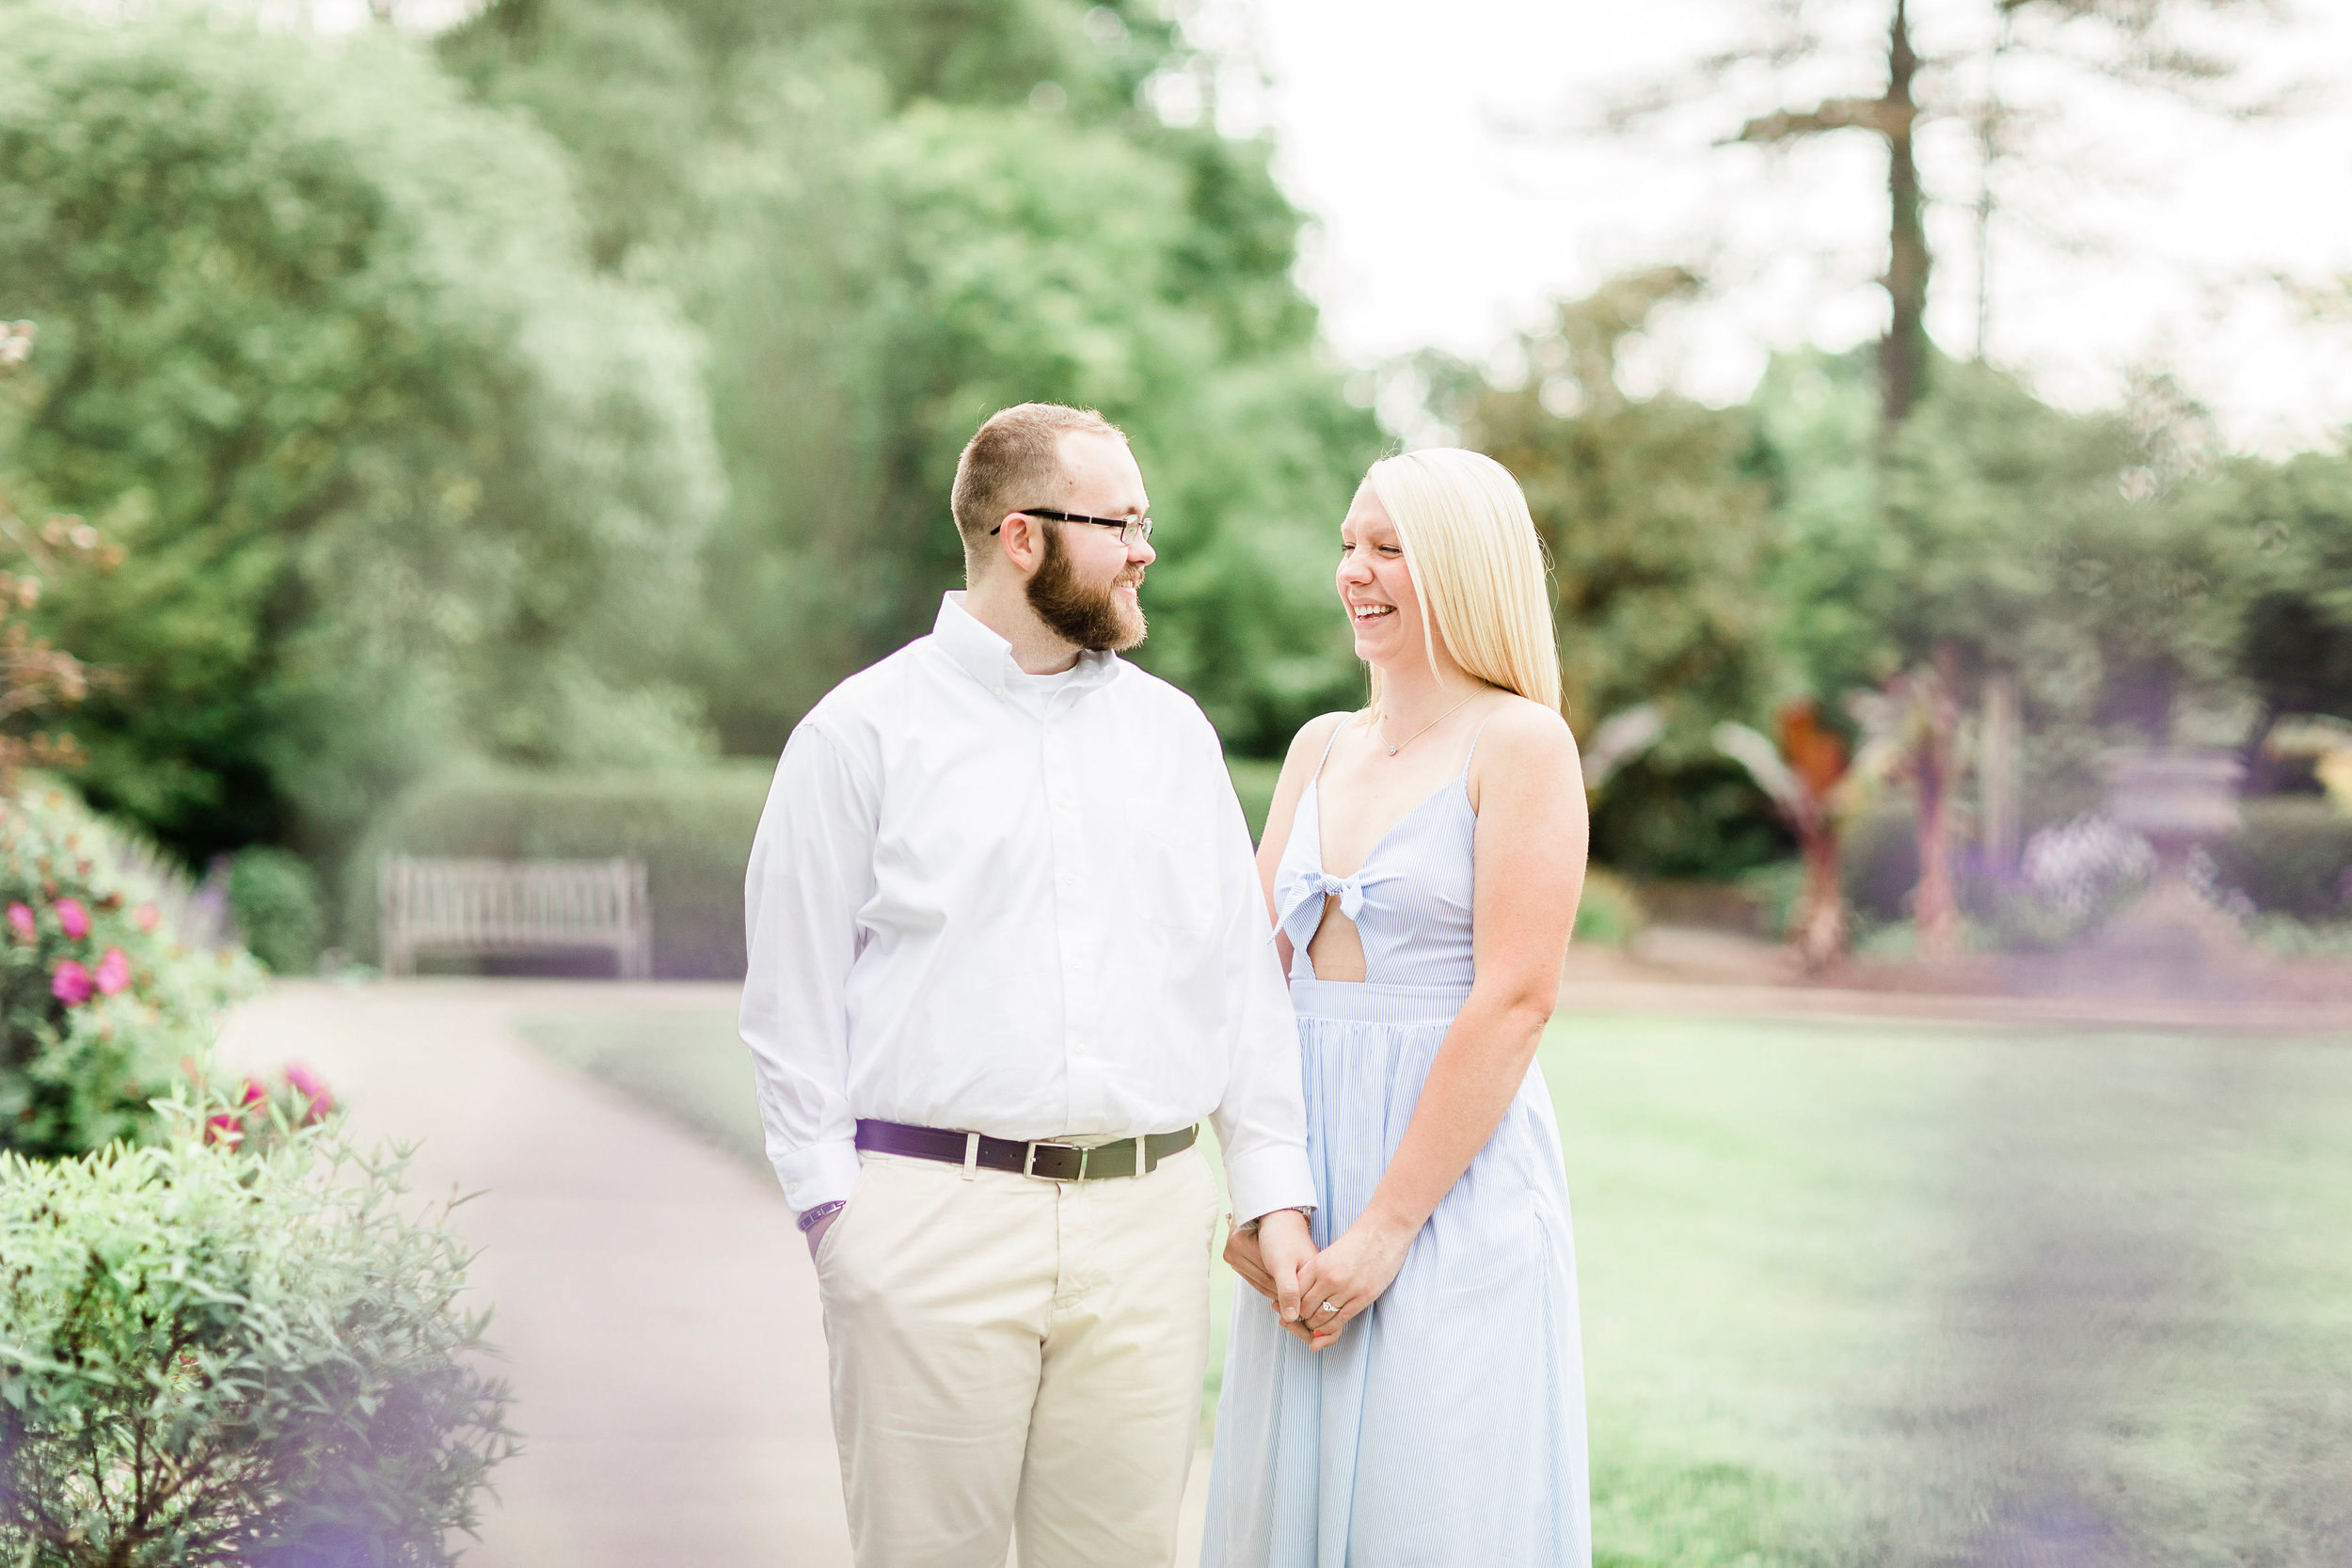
[1313,874,1365,922]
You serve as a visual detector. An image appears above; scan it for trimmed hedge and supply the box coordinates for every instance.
[2215,798,2352,919]
[344,766,773,979]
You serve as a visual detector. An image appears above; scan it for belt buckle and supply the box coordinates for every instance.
[1022,1140,1082,1181]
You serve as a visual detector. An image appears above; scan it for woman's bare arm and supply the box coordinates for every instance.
[1292,700,1586,1333]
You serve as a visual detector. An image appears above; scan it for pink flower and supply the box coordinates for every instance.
[283,1061,336,1122]
[50,959,92,1006]
[54,898,87,941]
[133,903,160,933]
[238,1077,267,1109]
[205,1112,245,1148]
[6,903,32,941]
[94,946,130,995]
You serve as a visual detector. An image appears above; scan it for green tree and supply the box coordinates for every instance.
[0,11,723,860]
[1761,348,2255,757]
[1422,270,1791,876]
[438,0,1379,760]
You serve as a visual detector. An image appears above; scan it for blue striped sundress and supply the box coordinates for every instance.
[1200,726,1591,1568]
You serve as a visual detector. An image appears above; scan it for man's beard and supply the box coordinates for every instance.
[1025,522,1147,652]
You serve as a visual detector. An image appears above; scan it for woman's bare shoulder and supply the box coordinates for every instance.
[1284,709,1360,768]
[1474,694,1578,763]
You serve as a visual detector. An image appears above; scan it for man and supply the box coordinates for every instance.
[742,403,1320,1567]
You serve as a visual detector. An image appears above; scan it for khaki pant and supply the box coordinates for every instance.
[815,1145,1221,1568]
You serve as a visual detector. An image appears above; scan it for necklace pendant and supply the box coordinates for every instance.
[1385,745,1398,756]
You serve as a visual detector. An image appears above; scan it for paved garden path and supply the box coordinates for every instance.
[216,978,859,1568]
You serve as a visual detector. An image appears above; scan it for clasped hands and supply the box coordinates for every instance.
[1224,1208,1413,1353]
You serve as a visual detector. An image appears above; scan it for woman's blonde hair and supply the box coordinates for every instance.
[1361,448,1563,715]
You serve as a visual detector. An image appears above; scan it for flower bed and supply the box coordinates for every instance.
[0,784,256,1159]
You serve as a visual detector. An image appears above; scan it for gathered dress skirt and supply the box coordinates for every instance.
[1201,978,1591,1568]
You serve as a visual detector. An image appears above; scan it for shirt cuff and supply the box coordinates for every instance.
[772,1138,862,1217]
[1223,1145,1318,1228]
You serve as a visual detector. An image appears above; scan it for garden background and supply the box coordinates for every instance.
[3,0,2348,961]
[6,0,2352,1562]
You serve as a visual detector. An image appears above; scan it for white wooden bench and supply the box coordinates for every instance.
[378,855,652,979]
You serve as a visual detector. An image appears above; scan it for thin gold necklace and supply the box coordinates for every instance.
[1376,693,1474,757]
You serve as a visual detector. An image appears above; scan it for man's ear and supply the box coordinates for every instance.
[994,511,1044,574]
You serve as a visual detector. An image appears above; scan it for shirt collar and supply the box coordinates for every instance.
[933,592,1124,698]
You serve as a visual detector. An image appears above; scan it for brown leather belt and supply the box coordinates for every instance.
[854,1118,1199,1181]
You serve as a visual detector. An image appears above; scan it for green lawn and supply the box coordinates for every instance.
[515,1006,2352,1567]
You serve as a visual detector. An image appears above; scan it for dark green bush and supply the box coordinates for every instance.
[0,1105,515,1566]
[227,848,325,975]
[1841,804,1923,922]
[2214,798,2352,919]
[345,766,773,978]
[1589,756,1793,881]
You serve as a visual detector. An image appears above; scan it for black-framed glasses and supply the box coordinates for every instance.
[990,507,1154,546]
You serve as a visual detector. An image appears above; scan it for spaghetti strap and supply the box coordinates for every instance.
[1460,720,1492,775]
[1310,715,1353,785]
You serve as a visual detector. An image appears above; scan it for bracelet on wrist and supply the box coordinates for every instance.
[1236,1205,1311,1236]
[797,1200,847,1233]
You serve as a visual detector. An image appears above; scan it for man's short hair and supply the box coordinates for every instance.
[951,404,1128,568]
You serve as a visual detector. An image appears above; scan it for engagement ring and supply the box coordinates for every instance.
[1320,1300,1337,1314]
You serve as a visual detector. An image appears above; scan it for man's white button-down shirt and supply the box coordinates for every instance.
[740,593,1317,1227]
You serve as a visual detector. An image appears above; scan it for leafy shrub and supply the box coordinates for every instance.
[0,1105,514,1566]
[0,785,255,1159]
[226,848,325,975]
[1573,867,1647,946]
[2213,798,2352,920]
[1589,755,1793,881]
[345,765,772,978]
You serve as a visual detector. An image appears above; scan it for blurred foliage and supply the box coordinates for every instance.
[226,846,324,975]
[1758,349,2262,752]
[0,321,116,789]
[438,0,1379,761]
[6,0,2349,932]
[1571,866,1646,947]
[1418,270,1789,878]
[2198,451,2352,743]
[0,10,722,863]
[2213,800,2352,922]
[1227,755,1281,843]
[0,783,256,1160]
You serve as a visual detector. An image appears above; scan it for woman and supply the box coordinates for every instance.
[1202,449,1591,1568]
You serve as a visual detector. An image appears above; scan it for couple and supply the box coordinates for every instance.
[742,403,1590,1567]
